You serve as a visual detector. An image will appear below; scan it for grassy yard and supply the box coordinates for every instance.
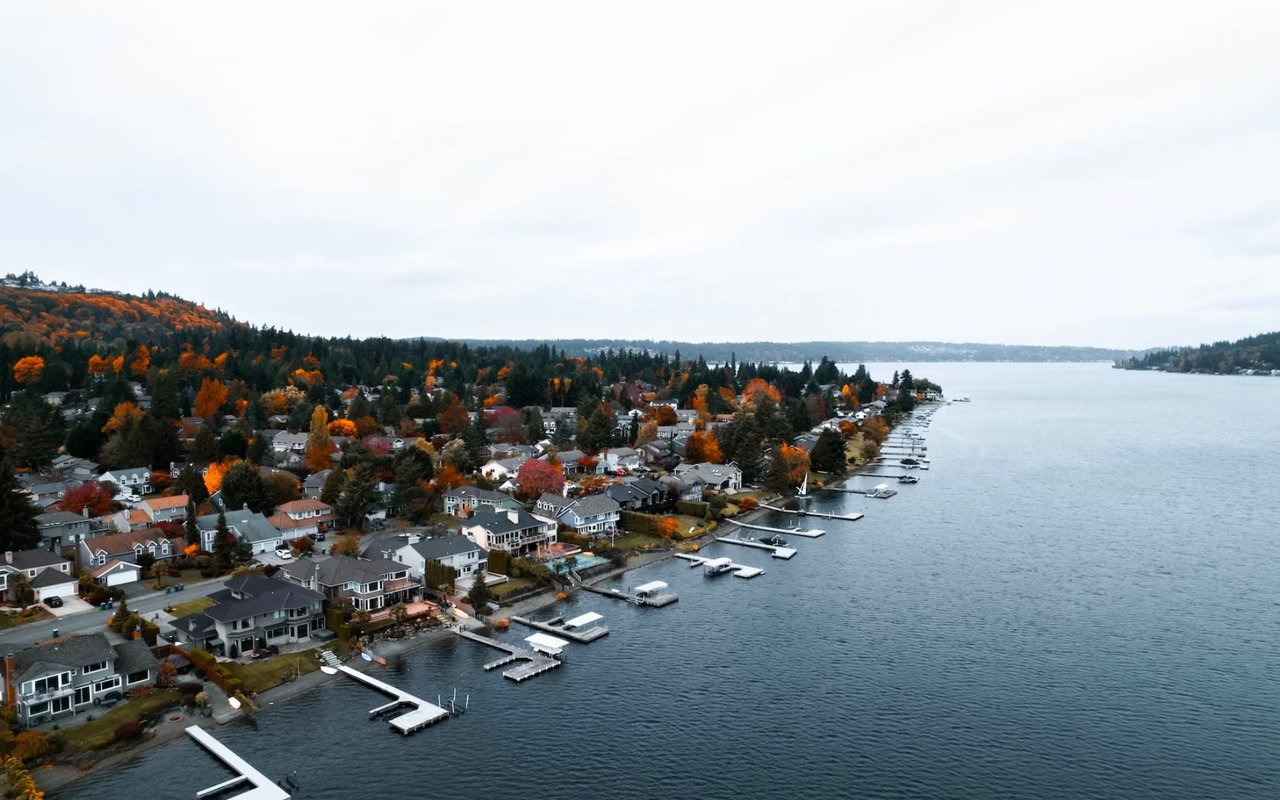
[0,606,53,631]
[427,513,463,530]
[223,650,321,695]
[53,689,182,754]
[167,597,214,618]
[490,578,535,599]
[610,531,668,552]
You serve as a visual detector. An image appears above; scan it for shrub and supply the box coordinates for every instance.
[113,722,144,742]
[9,731,52,762]
[737,496,758,511]
[675,500,708,518]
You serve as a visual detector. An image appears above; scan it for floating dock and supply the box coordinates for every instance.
[723,520,825,538]
[337,665,450,734]
[714,536,796,559]
[454,628,562,682]
[187,726,291,800]
[510,612,609,642]
[759,504,863,522]
[674,552,765,578]
[581,581,679,607]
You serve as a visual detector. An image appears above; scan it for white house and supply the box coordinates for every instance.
[461,507,558,556]
[535,493,621,535]
[394,535,487,581]
[98,468,152,500]
[674,462,742,493]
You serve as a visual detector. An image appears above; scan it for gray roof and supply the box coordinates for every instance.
[537,492,572,512]
[204,577,323,622]
[36,511,86,526]
[280,555,402,587]
[102,467,150,480]
[565,493,621,518]
[196,509,282,544]
[443,486,510,503]
[7,550,68,570]
[113,639,159,676]
[408,535,483,561]
[11,633,117,683]
[466,506,552,535]
[303,469,331,488]
[170,612,216,640]
[29,568,73,589]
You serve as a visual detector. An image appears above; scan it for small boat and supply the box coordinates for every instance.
[797,472,809,497]
[900,457,919,465]
[867,483,897,499]
[918,463,929,470]
[897,475,919,484]
[360,652,373,662]
[761,534,789,547]
[320,665,338,675]
[703,557,733,576]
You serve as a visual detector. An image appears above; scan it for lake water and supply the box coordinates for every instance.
[60,363,1280,799]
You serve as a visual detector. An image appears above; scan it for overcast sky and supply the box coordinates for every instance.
[2,2,1278,349]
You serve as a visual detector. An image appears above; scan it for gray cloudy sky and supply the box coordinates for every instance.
[2,2,1279,349]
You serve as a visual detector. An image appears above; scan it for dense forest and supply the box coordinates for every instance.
[1116,330,1280,374]
[429,337,1133,364]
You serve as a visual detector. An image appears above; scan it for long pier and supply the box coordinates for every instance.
[581,583,679,607]
[759,504,863,522]
[510,613,609,642]
[187,726,291,800]
[714,536,796,559]
[337,665,450,734]
[454,628,562,682]
[724,519,825,538]
[674,552,765,578]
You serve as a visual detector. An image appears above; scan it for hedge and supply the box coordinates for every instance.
[675,500,708,518]
[619,510,663,536]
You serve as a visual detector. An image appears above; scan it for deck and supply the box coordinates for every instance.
[674,552,765,578]
[580,583,679,607]
[187,726,291,800]
[714,536,796,559]
[723,520,825,538]
[510,613,609,642]
[759,504,863,522]
[454,628,563,682]
[336,665,450,734]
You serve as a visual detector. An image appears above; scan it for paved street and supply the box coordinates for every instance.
[0,579,226,649]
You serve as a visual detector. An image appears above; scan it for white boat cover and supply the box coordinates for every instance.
[564,612,604,628]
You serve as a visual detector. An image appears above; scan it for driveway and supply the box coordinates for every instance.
[45,596,95,618]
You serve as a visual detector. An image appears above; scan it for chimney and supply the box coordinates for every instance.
[3,552,11,565]
[507,509,518,523]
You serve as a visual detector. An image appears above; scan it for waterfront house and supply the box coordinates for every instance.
[441,486,521,518]
[674,462,742,494]
[535,493,621,536]
[393,535,487,582]
[607,479,671,512]
[461,507,558,556]
[0,550,76,604]
[660,475,702,502]
[1,634,158,725]
[278,554,417,612]
[170,574,327,657]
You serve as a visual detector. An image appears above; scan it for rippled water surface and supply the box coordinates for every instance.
[62,364,1280,799]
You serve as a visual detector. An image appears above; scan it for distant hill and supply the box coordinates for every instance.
[1116,330,1280,374]
[422,337,1134,364]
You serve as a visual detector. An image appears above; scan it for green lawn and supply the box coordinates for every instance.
[223,650,321,695]
[610,531,668,552]
[0,606,53,631]
[167,597,214,618]
[426,513,463,530]
[53,690,182,754]
[490,578,535,599]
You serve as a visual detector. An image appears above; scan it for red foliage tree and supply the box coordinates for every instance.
[58,480,115,517]
[515,459,564,500]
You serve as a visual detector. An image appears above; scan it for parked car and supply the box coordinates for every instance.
[275,547,293,559]
[43,595,63,608]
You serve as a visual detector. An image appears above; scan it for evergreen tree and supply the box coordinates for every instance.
[320,468,346,505]
[213,510,233,569]
[1,391,64,469]
[809,429,848,475]
[378,389,401,427]
[189,424,219,462]
[183,498,201,548]
[579,404,616,452]
[0,457,41,551]
[217,429,249,460]
[173,463,209,503]
[99,413,153,469]
[220,461,268,513]
[393,447,434,522]
[335,462,379,530]
[462,415,489,472]
[465,571,492,612]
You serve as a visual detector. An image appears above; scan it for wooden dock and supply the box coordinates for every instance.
[581,583,679,607]
[510,613,609,642]
[724,519,825,538]
[187,726,291,800]
[674,552,764,578]
[454,628,562,682]
[759,504,863,522]
[714,536,797,559]
[337,665,450,734]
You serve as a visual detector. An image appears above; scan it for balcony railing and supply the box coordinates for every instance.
[21,685,75,704]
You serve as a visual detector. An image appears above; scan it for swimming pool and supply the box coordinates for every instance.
[548,554,611,574]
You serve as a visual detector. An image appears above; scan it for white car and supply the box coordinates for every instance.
[275,547,293,559]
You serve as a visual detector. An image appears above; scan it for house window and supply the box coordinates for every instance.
[126,670,149,685]
[93,677,121,693]
[75,686,91,705]
[83,661,107,674]
[97,554,106,566]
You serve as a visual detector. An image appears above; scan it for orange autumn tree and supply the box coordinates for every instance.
[305,406,332,473]
[690,384,711,429]
[194,378,229,418]
[656,516,681,539]
[743,378,782,408]
[327,418,358,437]
[862,417,889,446]
[203,458,239,495]
[685,430,723,464]
[434,464,465,491]
[769,443,810,492]
[102,402,144,434]
[12,356,44,384]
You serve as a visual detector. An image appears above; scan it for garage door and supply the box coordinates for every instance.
[104,570,136,587]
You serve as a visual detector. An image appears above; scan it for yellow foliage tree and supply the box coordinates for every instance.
[194,378,229,418]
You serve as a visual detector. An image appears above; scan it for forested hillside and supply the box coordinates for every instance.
[1116,331,1280,374]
